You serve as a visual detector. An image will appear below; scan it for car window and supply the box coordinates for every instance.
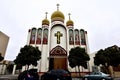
[96,72,99,75]
[91,72,101,75]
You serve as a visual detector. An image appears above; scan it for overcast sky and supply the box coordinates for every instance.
[0,0,120,61]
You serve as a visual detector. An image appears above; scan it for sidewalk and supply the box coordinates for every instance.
[0,74,120,80]
[0,74,18,80]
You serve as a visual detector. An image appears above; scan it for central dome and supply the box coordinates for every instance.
[51,10,65,22]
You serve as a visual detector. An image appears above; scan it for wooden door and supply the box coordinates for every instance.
[49,58,67,70]
[53,58,67,69]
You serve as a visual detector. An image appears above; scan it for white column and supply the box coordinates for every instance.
[12,65,16,75]
[2,65,6,74]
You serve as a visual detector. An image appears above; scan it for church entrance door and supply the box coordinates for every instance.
[49,46,67,70]
[49,57,67,70]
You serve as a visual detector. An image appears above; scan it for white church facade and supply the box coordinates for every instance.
[26,4,90,74]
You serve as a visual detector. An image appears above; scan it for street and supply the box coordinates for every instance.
[0,75,120,80]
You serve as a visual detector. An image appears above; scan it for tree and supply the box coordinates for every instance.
[94,45,120,73]
[68,47,90,76]
[14,45,41,70]
[0,53,4,62]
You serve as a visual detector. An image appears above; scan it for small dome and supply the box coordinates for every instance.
[66,13,74,26]
[51,11,65,22]
[42,12,49,26]
[66,20,74,26]
[42,19,49,25]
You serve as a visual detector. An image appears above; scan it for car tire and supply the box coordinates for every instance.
[84,78,88,80]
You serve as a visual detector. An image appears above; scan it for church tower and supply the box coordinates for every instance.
[49,4,67,70]
[27,4,90,74]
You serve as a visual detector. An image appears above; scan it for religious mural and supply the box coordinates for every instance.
[75,29,80,45]
[43,29,48,44]
[30,28,36,44]
[36,28,42,44]
[50,45,67,56]
[80,29,86,45]
[69,29,74,45]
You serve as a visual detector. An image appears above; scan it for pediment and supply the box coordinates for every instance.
[50,45,67,56]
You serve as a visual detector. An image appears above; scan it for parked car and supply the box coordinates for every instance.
[18,69,39,80]
[41,69,72,80]
[82,72,113,80]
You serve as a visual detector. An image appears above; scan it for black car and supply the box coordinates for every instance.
[18,69,39,80]
[82,72,113,80]
[41,69,72,80]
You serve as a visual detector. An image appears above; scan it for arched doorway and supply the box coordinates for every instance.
[49,45,67,70]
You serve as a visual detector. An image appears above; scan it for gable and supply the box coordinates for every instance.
[50,45,67,56]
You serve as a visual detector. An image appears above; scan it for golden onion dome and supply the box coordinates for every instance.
[42,18,49,25]
[51,4,65,22]
[66,20,74,26]
[66,13,74,26]
[51,11,65,22]
[42,12,49,26]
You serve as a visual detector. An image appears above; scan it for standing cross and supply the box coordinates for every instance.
[57,4,59,11]
[68,13,71,20]
[45,12,48,19]
[55,31,63,44]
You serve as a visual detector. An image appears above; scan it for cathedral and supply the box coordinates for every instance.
[26,4,90,74]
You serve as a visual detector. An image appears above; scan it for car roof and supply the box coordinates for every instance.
[47,69,69,75]
[90,72,109,76]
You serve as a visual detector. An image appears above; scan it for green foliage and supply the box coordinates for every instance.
[68,47,90,69]
[94,49,109,66]
[94,45,120,67]
[14,45,41,67]
[16,64,22,70]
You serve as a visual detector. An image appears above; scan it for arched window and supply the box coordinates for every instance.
[36,28,42,44]
[69,29,74,45]
[30,28,36,44]
[80,29,86,45]
[43,29,48,44]
[75,29,80,45]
